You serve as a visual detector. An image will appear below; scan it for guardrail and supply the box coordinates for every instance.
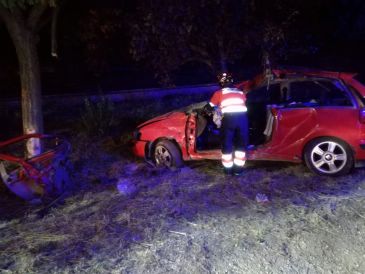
[0,84,220,108]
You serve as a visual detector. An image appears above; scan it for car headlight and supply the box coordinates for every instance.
[133,130,141,141]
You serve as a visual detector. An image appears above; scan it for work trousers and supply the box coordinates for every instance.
[221,112,248,155]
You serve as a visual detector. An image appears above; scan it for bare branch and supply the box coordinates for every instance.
[183,57,214,71]
[189,44,211,58]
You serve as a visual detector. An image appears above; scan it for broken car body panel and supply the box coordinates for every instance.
[0,134,71,201]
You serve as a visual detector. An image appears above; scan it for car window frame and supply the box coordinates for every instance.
[285,77,358,109]
[246,79,287,105]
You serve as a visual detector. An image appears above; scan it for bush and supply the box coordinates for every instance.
[79,96,114,137]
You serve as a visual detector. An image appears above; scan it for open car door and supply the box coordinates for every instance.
[251,107,318,161]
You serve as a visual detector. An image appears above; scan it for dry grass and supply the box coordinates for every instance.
[1,144,365,273]
[1,96,365,273]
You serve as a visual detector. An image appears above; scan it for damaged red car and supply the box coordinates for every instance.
[133,68,365,176]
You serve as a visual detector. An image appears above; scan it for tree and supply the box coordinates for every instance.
[129,0,298,85]
[0,0,58,154]
[78,8,124,80]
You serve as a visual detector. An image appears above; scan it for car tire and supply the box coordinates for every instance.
[153,140,183,168]
[304,137,354,176]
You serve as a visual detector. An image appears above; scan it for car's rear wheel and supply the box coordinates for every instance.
[153,140,183,168]
[304,137,354,176]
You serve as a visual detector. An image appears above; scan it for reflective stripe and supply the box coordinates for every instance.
[234,151,246,159]
[209,102,216,107]
[222,161,234,168]
[222,154,233,160]
[222,105,247,113]
[222,153,233,168]
[222,88,243,94]
[221,98,244,107]
[233,158,246,167]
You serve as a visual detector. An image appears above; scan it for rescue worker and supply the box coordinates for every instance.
[205,72,249,175]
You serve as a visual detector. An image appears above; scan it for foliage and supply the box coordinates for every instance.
[126,0,365,84]
[128,0,299,85]
[78,8,124,78]
[0,0,57,9]
[79,96,115,137]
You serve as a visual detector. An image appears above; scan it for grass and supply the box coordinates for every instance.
[1,94,365,273]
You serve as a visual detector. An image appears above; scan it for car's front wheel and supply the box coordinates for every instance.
[153,140,183,168]
[304,137,354,176]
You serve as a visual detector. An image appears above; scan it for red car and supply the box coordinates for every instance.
[133,68,365,176]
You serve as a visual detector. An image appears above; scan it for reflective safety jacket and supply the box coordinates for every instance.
[209,87,247,113]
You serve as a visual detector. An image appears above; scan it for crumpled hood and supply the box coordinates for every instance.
[136,101,207,129]
[137,111,184,128]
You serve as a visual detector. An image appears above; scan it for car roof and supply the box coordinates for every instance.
[272,68,355,80]
[235,67,365,98]
[272,68,365,97]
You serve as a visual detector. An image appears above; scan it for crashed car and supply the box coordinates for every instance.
[0,134,71,201]
[133,68,365,176]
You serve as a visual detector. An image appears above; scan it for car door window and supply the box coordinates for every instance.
[247,83,282,104]
[289,80,353,107]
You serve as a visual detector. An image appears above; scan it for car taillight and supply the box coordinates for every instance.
[359,108,365,124]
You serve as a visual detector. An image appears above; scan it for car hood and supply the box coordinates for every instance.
[137,102,206,129]
[137,110,185,129]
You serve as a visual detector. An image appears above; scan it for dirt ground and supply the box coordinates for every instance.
[1,136,365,273]
[1,95,365,273]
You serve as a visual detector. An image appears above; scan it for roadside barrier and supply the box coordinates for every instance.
[0,84,219,108]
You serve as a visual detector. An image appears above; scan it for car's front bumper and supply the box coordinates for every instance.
[132,140,148,158]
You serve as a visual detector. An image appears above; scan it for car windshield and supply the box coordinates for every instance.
[178,101,207,114]
[354,73,365,86]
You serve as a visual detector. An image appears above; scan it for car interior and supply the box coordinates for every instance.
[195,83,282,151]
[194,77,354,151]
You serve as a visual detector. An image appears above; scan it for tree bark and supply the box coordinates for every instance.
[15,30,43,136]
[0,9,44,155]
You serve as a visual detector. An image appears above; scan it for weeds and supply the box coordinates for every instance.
[79,96,115,137]
[2,94,365,273]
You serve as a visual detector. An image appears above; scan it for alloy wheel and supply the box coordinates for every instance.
[154,145,173,167]
[310,141,347,174]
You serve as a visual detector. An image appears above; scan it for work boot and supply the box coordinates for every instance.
[233,166,244,176]
[223,167,232,175]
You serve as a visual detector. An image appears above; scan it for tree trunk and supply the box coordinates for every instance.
[16,32,43,135]
[2,15,44,155]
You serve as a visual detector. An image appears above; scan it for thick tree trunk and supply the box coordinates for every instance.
[18,31,44,155]
[1,12,44,155]
[15,31,44,136]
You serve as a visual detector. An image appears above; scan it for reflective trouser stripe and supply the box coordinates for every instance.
[234,151,246,167]
[235,151,246,159]
[222,153,233,168]
[221,105,247,113]
[233,158,246,167]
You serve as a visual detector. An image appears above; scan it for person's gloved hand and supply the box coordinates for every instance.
[213,108,223,128]
[203,103,214,116]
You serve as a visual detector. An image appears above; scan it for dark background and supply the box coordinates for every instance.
[1,0,365,98]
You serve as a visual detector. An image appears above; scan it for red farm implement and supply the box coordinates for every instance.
[0,134,72,202]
